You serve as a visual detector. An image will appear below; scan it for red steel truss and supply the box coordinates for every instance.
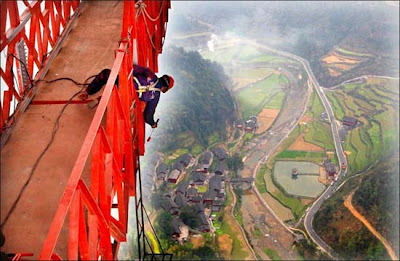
[1,1,81,145]
[1,0,170,260]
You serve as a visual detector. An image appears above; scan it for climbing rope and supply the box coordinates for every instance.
[135,1,164,53]
[136,1,164,22]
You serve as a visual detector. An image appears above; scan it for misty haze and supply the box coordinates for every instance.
[133,1,399,260]
[0,1,398,261]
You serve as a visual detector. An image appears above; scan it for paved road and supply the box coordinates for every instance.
[243,39,349,259]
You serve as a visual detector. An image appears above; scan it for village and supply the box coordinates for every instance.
[150,111,355,243]
[153,146,230,242]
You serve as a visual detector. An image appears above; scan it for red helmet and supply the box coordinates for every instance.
[162,75,174,89]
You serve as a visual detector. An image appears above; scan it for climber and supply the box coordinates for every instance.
[79,65,174,128]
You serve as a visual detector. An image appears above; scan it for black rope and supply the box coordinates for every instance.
[8,54,34,89]
[1,54,103,227]
[35,77,89,87]
[1,89,83,228]
[143,205,165,255]
[2,54,95,134]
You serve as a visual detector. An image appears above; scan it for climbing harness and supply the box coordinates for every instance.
[133,76,160,98]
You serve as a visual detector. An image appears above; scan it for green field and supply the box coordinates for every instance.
[164,148,189,165]
[234,68,274,79]
[220,187,250,260]
[256,164,268,193]
[263,248,281,260]
[265,91,286,109]
[236,74,286,118]
[329,79,399,174]
[252,90,337,218]
[276,150,326,164]
[302,92,336,152]
[335,47,371,57]
[197,185,207,193]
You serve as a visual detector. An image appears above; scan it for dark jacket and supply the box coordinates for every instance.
[132,65,163,126]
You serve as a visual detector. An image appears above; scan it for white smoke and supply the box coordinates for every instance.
[207,34,218,52]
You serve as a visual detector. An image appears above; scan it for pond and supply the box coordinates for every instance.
[273,161,325,198]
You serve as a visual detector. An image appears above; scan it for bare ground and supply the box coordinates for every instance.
[217,234,233,259]
[191,235,205,249]
[241,192,298,260]
[287,133,324,151]
[256,108,280,134]
[322,53,362,64]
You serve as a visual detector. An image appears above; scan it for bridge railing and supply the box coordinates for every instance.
[1,0,81,143]
[28,1,168,259]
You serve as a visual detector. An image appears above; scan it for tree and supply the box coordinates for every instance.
[155,211,173,238]
[226,153,244,175]
[193,246,218,260]
[179,206,201,229]
[151,193,163,210]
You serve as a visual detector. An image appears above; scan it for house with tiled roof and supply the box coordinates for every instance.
[209,175,222,192]
[186,187,198,199]
[168,169,181,183]
[178,153,193,167]
[176,181,188,195]
[172,161,184,173]
[190,172,207,186]
[156,162,169,180]
[162,198,179,215]
[215,162,225,175]
[191,195,202,203]
[174,193,188,208]
[213,147,228,161]
[199,151,213,171]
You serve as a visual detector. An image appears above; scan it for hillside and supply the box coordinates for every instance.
[168,1,399,87]
[150,46,236,154]
[313,153,399,260]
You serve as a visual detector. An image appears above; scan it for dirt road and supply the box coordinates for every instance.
[344,191,398,260]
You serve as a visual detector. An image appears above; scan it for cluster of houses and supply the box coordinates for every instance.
[154,147,229,239]
[236,115,258,133]
[156,153,193,183]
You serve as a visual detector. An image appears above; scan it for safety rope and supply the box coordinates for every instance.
[135,1,164,53]
[136,1,164,22]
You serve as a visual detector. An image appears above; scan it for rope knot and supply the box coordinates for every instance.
[135,1,147,11]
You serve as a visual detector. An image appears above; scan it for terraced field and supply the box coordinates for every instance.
[326,78,399,173]
[320,46,371,77]
[302,91,336,152]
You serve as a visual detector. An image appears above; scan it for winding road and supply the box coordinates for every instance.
[241,39,350,259]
